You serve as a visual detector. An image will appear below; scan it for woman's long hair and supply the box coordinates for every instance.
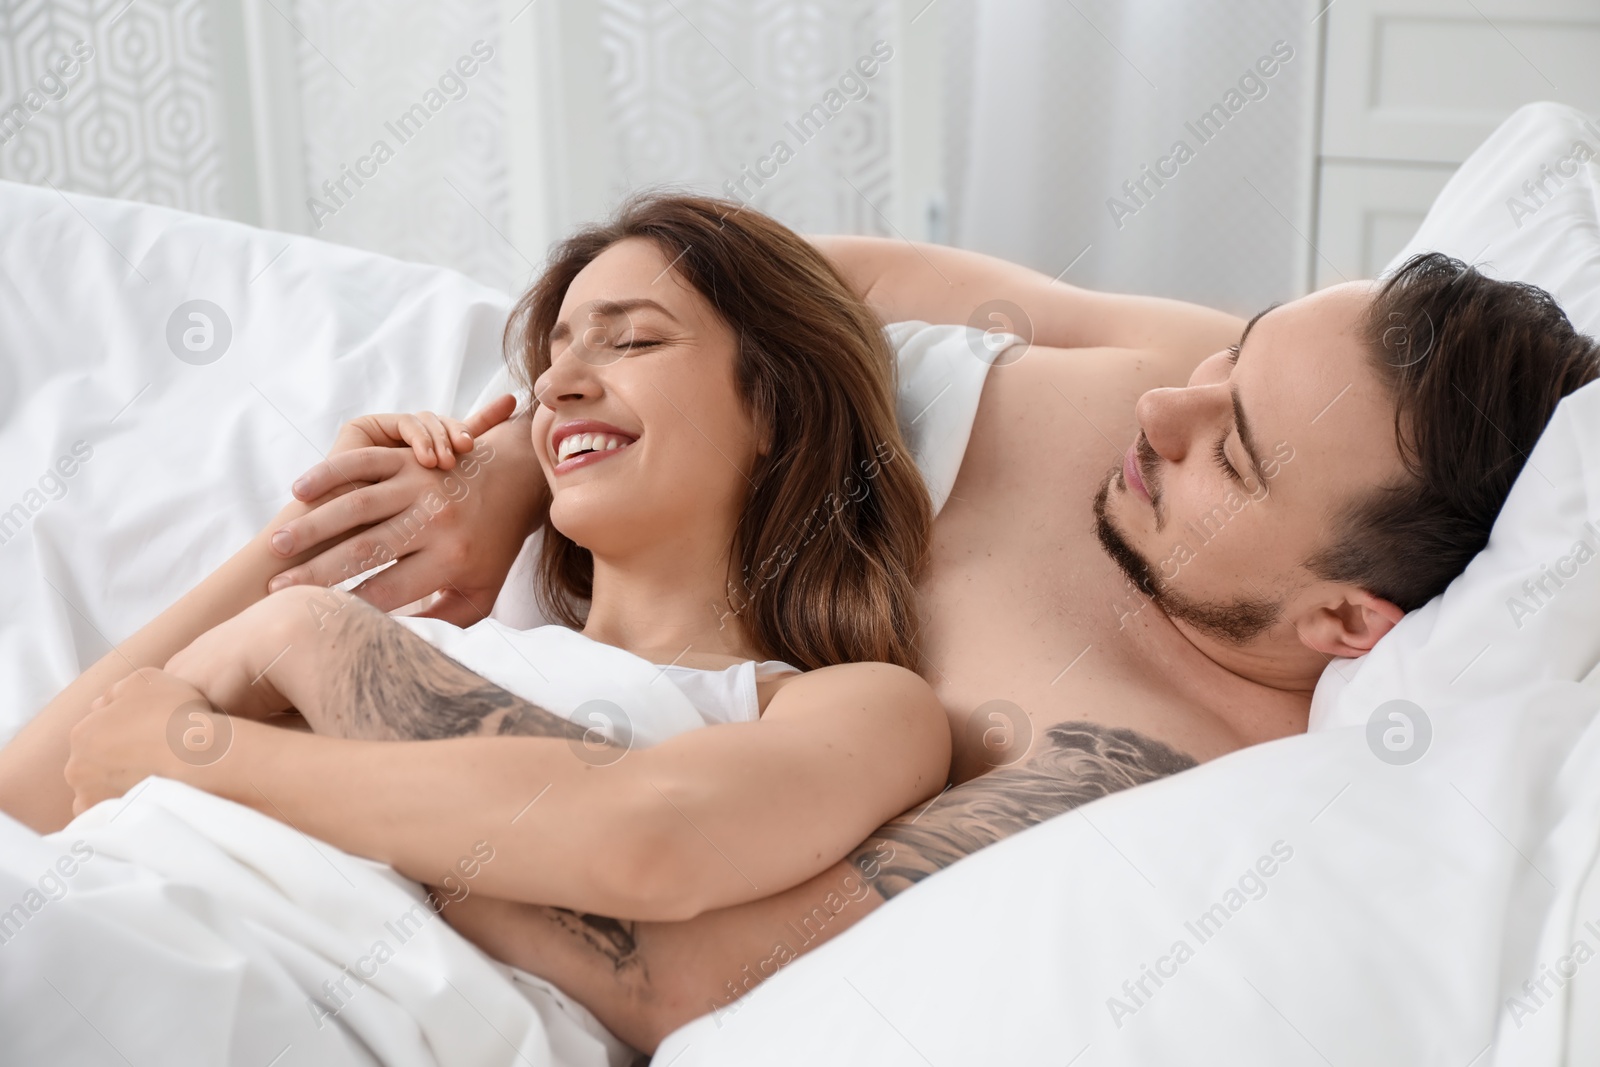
[504,194,932,672]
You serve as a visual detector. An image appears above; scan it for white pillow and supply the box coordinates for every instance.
[1308,376,1600,731]
[1310,100,1600,730]
[1386,102,1600,337]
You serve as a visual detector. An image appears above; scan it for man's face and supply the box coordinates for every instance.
[1094,281,1405,646]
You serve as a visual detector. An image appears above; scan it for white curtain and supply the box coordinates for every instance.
[950,0,1316,315]
[290,0,514,289]
[0,0,900,295]
[291,0,901,291]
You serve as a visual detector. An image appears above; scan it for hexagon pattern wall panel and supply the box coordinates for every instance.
[0,0,225,217]
[600,0,895,238]
[0,0,896,294]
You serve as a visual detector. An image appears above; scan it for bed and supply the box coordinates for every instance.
[1,102,1597,1066]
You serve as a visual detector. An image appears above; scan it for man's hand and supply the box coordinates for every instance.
[264,395,550,626]
[163,596,298,722]
[64,669,225,816]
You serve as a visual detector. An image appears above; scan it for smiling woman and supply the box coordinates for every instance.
[507,194,933,671]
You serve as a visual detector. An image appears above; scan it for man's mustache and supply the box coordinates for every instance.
[1135,432,1163,524]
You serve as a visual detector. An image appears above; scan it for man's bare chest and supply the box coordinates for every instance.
[912,347,1257,780]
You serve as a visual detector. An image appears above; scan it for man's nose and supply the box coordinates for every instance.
[1135,383,1227,463]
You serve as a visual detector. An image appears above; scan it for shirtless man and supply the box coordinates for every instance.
[20,237,1598,1053]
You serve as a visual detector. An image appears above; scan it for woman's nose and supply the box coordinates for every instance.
[1135,383,1227,463]
[535,345,603,407]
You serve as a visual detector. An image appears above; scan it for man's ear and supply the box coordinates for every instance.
[1295,590,1405,659]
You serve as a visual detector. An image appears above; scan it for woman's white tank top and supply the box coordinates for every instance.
[391,617,800,745]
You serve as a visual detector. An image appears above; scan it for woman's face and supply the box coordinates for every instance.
[531,237,761,560]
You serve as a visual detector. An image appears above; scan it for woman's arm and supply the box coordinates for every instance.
[0,496,347,832]
[65,587,951,921]
[0,401,516,833]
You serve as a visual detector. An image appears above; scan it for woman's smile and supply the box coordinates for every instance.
[549,418,640,475]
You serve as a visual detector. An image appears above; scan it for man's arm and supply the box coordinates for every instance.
[810,235,1245,363]
[446,721,1198,1052]
[266,408,548,623]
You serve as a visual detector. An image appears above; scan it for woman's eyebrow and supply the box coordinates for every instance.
[550,298,677,341]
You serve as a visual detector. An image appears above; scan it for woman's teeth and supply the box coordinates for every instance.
[556,433,631,464]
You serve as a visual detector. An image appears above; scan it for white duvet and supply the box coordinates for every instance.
[2,781,559,1066]
[1,101,1598,1066]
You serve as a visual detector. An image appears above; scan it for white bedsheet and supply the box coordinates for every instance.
[0,179,512,749]
[0,179,600,1066]
[658,681,1600,1065]
[2,780,556,1067]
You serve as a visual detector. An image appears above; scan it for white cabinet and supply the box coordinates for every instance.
[1312,0,1600,288]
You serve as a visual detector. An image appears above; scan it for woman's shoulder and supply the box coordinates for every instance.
[758,662,949,772]
[761,661,941,718]
[753,662,802,713]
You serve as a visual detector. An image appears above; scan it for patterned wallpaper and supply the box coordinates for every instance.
[0,0,225,216]
[0,0,899,293]
[598,0,896,238]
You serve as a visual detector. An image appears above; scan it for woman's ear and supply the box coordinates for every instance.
[754,409,775,458]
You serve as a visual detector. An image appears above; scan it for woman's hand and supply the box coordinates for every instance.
[64,669,230,815]
[331,401,504,472]
[264,394,550,625]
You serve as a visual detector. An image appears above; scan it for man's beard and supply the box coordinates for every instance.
[1092,468,1283,645]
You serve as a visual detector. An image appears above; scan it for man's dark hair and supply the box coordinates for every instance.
[1309,252,1600,611]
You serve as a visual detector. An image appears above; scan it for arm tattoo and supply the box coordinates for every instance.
[543,909,645,976]
[494,721,1195,1007]
[850,722,1196,900]
[304,594,592,744]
